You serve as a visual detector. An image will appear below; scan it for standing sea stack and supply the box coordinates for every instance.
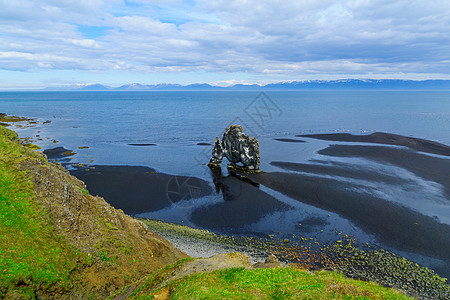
[208,125,261,171]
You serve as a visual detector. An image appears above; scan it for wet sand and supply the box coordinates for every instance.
[241,171,450,263]
[274,138,306,143]
[318,145,450,198]
[69,164,291,229]
[45,144,291,229]
[56,132,450,277]
[232,133,450,276]
[271,161,409,185]
[298,132,450,156]
[44,146,74,158]
[70,165,212,215]
[191,171,291,228]
[43,145,213,215]
[69,164,291,231]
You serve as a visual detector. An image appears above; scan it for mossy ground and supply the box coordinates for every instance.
[112,256,413,299]
[0,113,35,125]
[0,126,80,298]
[0,125,185,298]
[166,267,412,300]
[144,219,450,299]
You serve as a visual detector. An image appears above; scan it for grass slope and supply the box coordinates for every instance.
[167,268,412,299]
[0,125,185,299]
[0,126,78,298]
[144,219,450,299]
[112,256,413,299]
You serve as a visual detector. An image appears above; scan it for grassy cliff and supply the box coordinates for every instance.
[0,125,186,299]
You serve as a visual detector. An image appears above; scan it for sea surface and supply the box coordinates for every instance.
[1,90,449,275]
[1,91,449,170]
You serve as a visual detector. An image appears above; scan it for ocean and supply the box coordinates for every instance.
[1,90,449,276]
[1,91,449,171]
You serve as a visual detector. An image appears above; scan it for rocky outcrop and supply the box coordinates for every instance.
[208,125,261,171]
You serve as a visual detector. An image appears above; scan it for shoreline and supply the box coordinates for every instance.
[2,114,449,271]
[69,165,213,215]
[36,129,450,279]
[142,219,270,263]
[1,116,449,298]
[142,219,450,299]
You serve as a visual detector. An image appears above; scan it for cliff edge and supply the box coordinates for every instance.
[0,125,186,299]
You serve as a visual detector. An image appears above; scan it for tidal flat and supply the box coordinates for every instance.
[1,91,449,289]
[38,130,450,281]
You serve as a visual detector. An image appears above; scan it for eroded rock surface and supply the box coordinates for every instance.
[208,125,260,170]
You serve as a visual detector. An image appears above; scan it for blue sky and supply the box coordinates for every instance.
[1,0,450,89]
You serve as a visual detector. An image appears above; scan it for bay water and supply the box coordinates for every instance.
[1,90,449,275]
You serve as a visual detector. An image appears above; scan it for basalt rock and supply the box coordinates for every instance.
[208,125,261,171]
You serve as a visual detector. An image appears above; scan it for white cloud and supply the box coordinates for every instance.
[114,16,177,34]
[67,39,100,48]
[0,0,450,83]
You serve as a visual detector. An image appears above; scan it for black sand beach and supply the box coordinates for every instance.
[270,160,409,185]
[299,132,450,156]
[70,165,213,215]
[318,145,450,198]
[240,171,450,261]
[191,170,291,228]
[62,131,450,278]
[128,143,157,146]
[274,138,306,143]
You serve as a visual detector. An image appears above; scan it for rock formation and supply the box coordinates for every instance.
[208,125,261,171]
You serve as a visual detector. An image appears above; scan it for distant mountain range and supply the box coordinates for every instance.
[44,79,450,91]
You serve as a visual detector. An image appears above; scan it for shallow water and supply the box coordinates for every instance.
[1,90,449,276]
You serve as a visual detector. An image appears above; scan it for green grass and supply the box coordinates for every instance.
[123,257,194,298]
[111,254,413,299]
[143,219,450,299]
[121,263,413,299]
[167,267,413,299]
[0,126,79,297]
[67,179,89,195]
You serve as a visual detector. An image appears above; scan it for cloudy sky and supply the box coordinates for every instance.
[1,0,450,88]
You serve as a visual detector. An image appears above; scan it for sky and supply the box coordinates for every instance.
[1,0,450,89]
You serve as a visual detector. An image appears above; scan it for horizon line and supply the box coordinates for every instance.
[3,78,450,91]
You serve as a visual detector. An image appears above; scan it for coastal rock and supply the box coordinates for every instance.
[208,125,261,171]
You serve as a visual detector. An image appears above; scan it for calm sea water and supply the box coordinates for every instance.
[1,91,449,173]
[1,91,450,274]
